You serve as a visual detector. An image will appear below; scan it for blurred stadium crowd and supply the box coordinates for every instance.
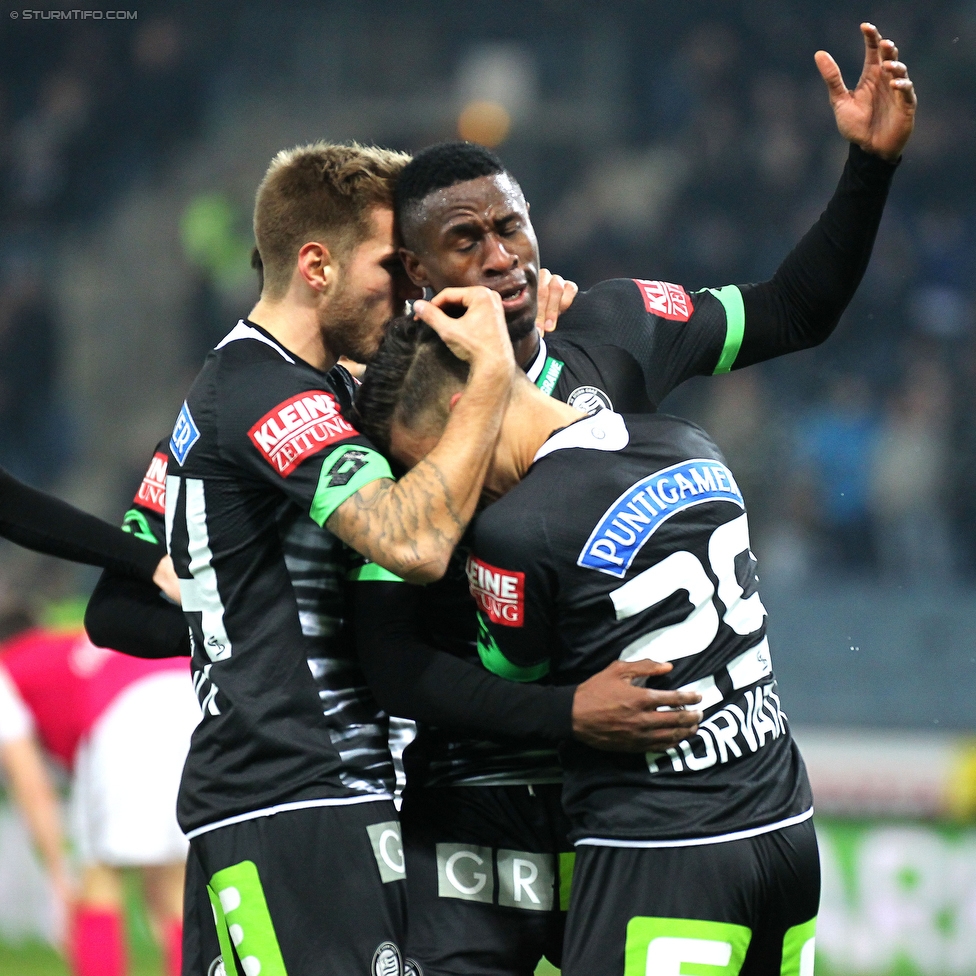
[0,0,972,598]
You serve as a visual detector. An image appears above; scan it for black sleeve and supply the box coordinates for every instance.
[735,143,898,368]
[85,571,191,658]
[354,580,575,743]
[0,466,163,580]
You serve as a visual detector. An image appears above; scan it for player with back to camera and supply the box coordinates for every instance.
[354,304,818,975]
[349,22,916,976]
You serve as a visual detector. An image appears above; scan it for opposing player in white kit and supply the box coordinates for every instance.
[0,613,198,976]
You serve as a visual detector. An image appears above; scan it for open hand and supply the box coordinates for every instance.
[815,23,917,162]
[572,659,703,753]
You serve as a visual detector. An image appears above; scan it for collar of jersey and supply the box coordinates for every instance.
[215,319,297,364]
[532,410,629,464]
[524,337,548,383]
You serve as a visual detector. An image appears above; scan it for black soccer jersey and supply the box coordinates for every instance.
[403,279,738,789]
[165,319,398,835]
[470,410,812,842]
[526,278,739,414]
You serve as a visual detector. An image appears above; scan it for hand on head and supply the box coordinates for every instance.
[413,286,516,380]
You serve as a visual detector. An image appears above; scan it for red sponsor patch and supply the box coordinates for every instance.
[134,452,168,514]
[248,391,357,477]
[466,555,525,627]
[633,279,694,322]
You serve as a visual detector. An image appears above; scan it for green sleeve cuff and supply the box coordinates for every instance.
[347,562,404,583]
[309,445,393,527]
[709,285,745,374]
[476,614,550,683]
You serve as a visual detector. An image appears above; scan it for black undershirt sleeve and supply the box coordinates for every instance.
[735,143,898,368]
[0,466,163,579]
[354,580,575,743]
[84,571,191,658]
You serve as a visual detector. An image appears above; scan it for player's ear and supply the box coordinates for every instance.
[448,391,463,412]
[297,241,334,293]
[399,248,431,289]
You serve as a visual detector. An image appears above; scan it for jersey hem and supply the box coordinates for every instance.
[573,806,814,849]
[184,793,395,840]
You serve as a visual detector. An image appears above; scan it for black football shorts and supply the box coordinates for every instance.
[562,816,820,976]
[181,799,409,976]
[400,784,574,976]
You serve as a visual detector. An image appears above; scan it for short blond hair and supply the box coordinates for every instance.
[253,141,411,298]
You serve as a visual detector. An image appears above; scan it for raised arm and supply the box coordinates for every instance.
[327,287,516,582]
[728,23,917,369]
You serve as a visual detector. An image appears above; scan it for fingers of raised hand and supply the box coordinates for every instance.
[814,50,846,97]
[861,22,882,55]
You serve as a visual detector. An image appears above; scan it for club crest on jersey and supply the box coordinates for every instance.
[170,402,200,466]
[248,390,356,477]
[633,279,694,322]
[372,942,403,976]
[567,385,613,412]
[134,451,168,514]
[467,555,525,627]
[578,459,744,578]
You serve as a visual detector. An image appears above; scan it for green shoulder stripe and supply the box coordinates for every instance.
[476,613,549,682]
[122,508,159,544]
[309,445,393,527]
[709,285,745,374]
[347,562,404,583]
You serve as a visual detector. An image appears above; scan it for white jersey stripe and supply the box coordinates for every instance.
[574,806,814,850]
[184,793,394,840]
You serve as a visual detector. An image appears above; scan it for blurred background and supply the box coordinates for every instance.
[0,0,973,972]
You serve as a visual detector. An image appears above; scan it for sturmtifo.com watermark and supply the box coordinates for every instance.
[9,9,138,19]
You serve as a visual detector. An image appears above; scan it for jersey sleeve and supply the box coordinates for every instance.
[353,579,575,740]
[84,442,191,659]
[733,143,897,369]
[556,278,733,405]
[469,507,558,683]
[0,664,35,744]
[0,464,163,580]
[554,145,896,403]
[212,355,394,527]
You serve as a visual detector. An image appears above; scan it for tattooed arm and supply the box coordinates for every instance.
[327,287,515,583]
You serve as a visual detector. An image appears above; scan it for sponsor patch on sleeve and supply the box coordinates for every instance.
[466,555,525,627]
[248,391,357,477]
[134,452,168,514]
[170,402,200,466]
[632,279,694,322]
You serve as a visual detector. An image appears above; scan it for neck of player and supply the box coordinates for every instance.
[514,329,542,371]
[249,291,338,373]
[485,378,585,500]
